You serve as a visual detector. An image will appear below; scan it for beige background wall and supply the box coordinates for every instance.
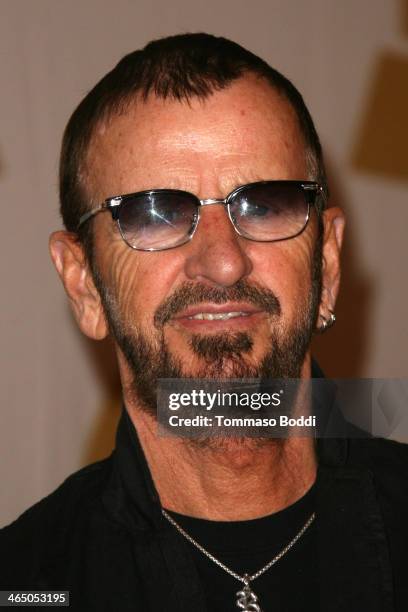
[1,0,407,527]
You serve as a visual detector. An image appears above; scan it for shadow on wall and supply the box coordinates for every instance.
[352,0,408,182]
[80,334,122,466]
[312,162,373,378]
[315,2,408,375]
[351,50,408,182]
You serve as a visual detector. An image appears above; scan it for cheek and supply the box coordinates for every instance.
[93,219,186,332]
[107,248,184,329]
[247,238,316,317]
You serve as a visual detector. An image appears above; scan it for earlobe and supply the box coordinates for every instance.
[318,207,346,326]
[49,231,108,340]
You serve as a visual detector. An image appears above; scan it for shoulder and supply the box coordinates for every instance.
[346,436,408,502]
[347,435,408,470]
[0,456,113,586]
[2,455,113,533]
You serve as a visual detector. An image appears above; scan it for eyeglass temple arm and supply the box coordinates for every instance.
[303,184,326,211]
[77,198,121,229]
[77,207,103,228]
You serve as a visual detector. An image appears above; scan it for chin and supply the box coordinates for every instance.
[176,356,267,380]
[187,435,281,456]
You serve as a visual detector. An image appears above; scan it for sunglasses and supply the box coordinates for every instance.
[77,180,324,251]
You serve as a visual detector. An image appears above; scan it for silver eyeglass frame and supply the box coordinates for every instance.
[77,180,324,252]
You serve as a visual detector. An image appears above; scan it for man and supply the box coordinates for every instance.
[1,33,407,612]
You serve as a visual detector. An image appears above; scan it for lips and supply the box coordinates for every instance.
[173,303,262,321]
[153,281,281,329]
[187,311,249,321]
[169,303,264,331]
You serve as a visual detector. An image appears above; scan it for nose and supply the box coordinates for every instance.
[183,204,253,287]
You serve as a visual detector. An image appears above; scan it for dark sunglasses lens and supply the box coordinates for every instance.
[229,183,310,241]
[118,192,198,250]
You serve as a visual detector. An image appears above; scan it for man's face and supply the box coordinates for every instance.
[82,75,328,411]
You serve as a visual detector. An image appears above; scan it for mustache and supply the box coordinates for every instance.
[154,280,281,328]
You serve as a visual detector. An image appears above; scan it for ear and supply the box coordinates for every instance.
[319,206,346,319]
[49,231,108,340]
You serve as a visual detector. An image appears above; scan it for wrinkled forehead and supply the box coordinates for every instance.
[83,75,309,202]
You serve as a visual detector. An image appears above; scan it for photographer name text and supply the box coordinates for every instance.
[167,415,316,428]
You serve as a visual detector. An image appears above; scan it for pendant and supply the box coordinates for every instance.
[236,579,262,612]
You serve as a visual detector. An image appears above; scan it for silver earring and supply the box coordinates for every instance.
[317,309,336,333]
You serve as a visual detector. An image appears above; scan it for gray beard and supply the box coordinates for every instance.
[91,236,322,417]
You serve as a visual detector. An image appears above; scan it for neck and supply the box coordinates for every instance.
[125,405,317,521]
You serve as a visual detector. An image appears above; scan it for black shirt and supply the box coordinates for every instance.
[166,484,317,612]
[1,408,408,611]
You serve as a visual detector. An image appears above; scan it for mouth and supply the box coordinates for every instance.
[187,311,250,321]
[170,303,265,332]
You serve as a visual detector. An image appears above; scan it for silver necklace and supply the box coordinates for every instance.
[162,508,315,612]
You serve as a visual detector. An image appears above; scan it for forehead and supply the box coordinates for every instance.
[85,74,308,200]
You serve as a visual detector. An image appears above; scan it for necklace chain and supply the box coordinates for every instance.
[162,508,315,585]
